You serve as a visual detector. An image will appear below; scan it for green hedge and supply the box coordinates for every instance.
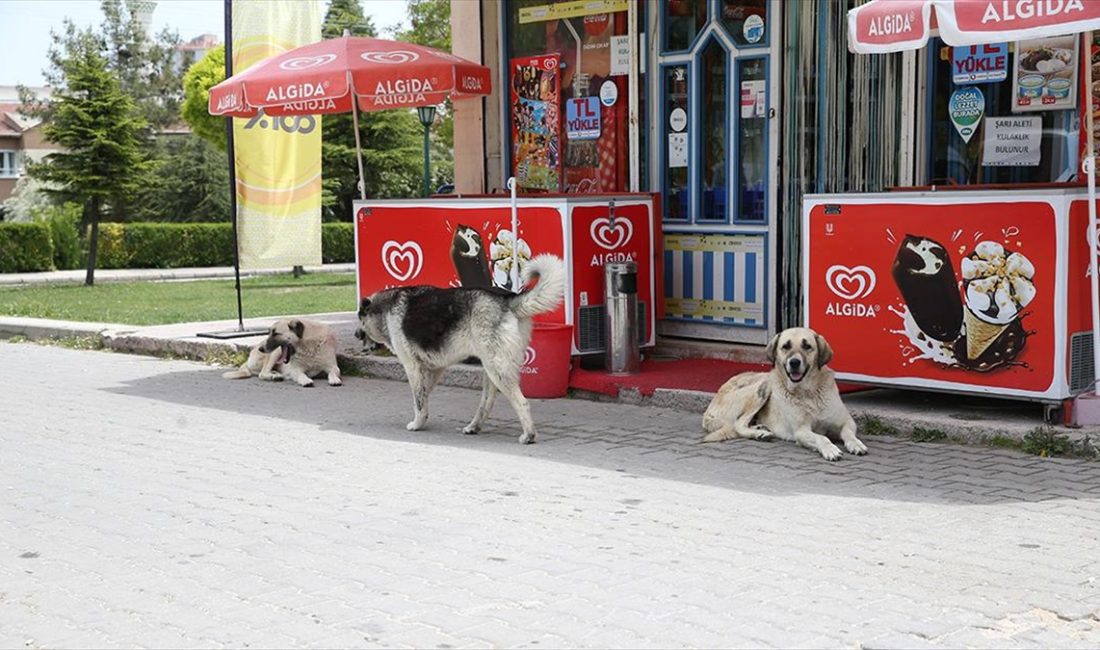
[93,222,355,269]
[0,223,54,273]
[96,222,235,269]
[322,222,354,264]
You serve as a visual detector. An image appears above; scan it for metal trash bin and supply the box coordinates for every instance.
[604,260,640,374]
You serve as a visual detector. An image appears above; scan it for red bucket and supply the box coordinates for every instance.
[520,323,573,398]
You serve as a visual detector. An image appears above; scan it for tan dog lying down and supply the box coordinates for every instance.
[702,327,866,461]
[222,318,342,388]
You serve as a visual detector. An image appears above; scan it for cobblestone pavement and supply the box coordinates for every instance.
[2,342,1099,649]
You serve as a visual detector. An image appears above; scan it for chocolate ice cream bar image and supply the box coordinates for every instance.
[891,234,963,342]
[450,224,492,288]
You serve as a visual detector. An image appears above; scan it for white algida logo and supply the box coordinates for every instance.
[590,216,633,250]
[523,346,537,366]
[361,50,419,64]
[825,264,876,300]
[278,54,337,71]
[381,241,423,282]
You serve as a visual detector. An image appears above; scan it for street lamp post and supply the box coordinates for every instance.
[417,105,437,198]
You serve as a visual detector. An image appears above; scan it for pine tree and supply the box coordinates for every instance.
[29,27,150,285]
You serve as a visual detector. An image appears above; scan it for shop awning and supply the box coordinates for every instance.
[848,0,1100,54]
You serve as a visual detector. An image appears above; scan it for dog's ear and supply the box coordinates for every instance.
[358,297,371,317]
[764,333,779,364]
[815,333,834,369]
[289,319,305,339]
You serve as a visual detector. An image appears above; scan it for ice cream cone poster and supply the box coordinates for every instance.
[948,87,984,143]
[511,54,562,192]
[805,200,1057,394]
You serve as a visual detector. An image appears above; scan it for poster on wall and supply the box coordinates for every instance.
[1012,36,1078,112]
[948,87,984,143]
[982,116,1042,167]
[740,80,766,118]
[566,96,601,139]
[511,54,562,192]
[952,43,1008,85]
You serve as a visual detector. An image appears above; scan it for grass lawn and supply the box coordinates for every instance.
[0,272,357,326]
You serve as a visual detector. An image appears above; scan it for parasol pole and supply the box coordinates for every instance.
[508,176,519,291]
[1087,30,1100,396]
[627,0,639,192]
[345,31,366,201]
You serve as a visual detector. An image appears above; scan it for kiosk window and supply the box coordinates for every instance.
[664,0,707,53]
[737,58,766,221]
[506,0,648,194]
[699,40,729,221]
[719,0,768,47]
[665,65,689,220]
[927,39,1078,185]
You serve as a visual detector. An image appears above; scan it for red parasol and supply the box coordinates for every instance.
[848,0,1100,54]
[207,34,492,198]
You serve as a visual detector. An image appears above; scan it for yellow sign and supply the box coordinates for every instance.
[664,233,765,255]
[519,0,629,24]
[665,297,763,321]
[232,0,323,269]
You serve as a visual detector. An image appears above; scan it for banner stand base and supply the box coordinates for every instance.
[196,328,267,340]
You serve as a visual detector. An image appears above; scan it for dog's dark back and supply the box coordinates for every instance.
[366,285,516,353]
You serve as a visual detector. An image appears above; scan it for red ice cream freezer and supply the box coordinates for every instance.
[803,188,1099,409]
[353,194,662,356]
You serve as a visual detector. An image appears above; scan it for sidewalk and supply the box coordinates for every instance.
[0,263,356,286]
[2,311,1097,452]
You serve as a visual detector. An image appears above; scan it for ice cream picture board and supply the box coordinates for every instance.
[804,200,1057,395]
[892,236,1036,373]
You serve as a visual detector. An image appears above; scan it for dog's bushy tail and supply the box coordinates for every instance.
[510,254,565,318]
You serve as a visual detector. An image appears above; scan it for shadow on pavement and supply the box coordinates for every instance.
[104,365,1100,508]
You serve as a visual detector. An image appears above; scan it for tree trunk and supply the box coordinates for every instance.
[84,199,100,287]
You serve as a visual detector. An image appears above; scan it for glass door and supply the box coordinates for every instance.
[655,0,777,344]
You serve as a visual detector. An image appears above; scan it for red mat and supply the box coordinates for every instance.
[569,358,868,397]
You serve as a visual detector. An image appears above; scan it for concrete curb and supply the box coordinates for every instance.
[0,263,356,286]
[2,315,1097,452]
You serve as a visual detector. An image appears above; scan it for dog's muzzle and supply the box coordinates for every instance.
[785,356,806,383]
[354,328,379,353]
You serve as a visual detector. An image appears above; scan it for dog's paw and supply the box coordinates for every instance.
[518,431,536,445]
[461,424,480,435]
[750,426,773,440]
[260,372,283,382]
[329,378,342,387]
[845,437,868,455]
[819,442,843,461]
[406,419,425,431]
[702,429,730,443]
[299,380,314,388]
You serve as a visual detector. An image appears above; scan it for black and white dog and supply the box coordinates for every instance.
[355,254,565,444]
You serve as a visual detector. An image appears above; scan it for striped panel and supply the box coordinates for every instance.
[663,233,766,326]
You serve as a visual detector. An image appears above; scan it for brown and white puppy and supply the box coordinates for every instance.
[702,327,866,460]
[222,318,342,388]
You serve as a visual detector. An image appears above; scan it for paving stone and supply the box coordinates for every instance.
[2,341,1099,648]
